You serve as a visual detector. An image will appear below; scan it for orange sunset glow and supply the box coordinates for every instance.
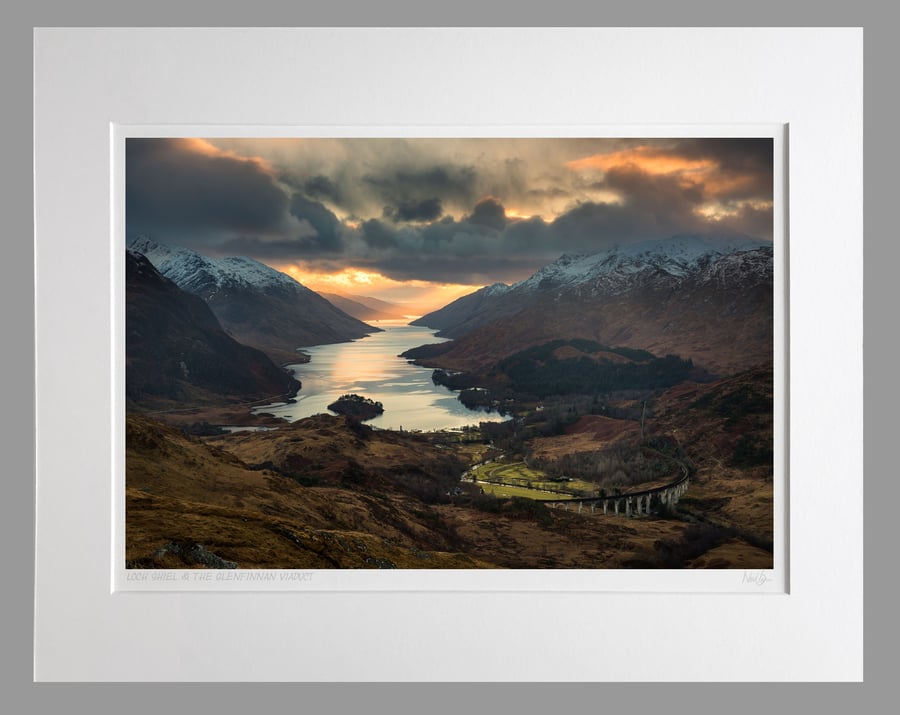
[180,137,275,173]
[566,146,717,176]
[277,264,480,316]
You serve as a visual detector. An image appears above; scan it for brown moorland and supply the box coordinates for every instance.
[648,363,775,543]
[529,414,641,462]
[126,369,774,569]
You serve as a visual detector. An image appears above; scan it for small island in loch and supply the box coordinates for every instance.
[327,394,385,421]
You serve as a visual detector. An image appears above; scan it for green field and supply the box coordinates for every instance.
[476,482,574,501]
[469,460,597,500]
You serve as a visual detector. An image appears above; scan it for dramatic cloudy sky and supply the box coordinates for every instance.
[126,137,773,313]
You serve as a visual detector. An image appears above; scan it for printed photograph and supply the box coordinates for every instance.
[124,137,775,569]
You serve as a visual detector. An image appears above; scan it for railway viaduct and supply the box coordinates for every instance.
[547,465,690,517]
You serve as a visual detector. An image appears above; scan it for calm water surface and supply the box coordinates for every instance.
[253,322,507,431]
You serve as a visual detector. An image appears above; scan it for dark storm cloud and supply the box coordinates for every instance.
[720,201,775,238]
[465,197,507,231]
[362,165,479,206]
[346,211,514,283]
[687,138,773,201]
[527,186,572,199]
[420,215,511,255]
[278,168,365,214]
[673,138,773,171]
[384,197,444,223]
[218,236,339,259]
[126,138,290,242]
[361,219,400,249]
[347,252,541,286]
[500,216,550,251]
[289,194,344,252]
[603,165,705,224]
[544,168,710,252]
[559,150,773,248]
[301,174,343,202]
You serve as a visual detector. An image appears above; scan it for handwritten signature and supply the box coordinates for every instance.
[742,571,772,586]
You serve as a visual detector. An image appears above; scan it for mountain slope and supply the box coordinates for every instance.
[409,282,511,335]
[125,251,300,409]
[128,236,377,362]
[411,235,773,376]
[415,234,769,338]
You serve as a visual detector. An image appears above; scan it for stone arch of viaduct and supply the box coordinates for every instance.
[547,465,690,517]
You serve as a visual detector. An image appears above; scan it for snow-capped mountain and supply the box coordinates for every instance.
[128,236,377,362]
[482,282,512,297]
[411,234,774,377]
[416,234,772,338]
[515,234,769,292]
[129,235,317,298]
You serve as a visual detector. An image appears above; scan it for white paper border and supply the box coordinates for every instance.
[35,27,862,681]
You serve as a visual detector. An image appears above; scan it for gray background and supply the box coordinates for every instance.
[4,0,887,709]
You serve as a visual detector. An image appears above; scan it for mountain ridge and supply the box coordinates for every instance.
[410,234,773,377]
[128,236,378,362]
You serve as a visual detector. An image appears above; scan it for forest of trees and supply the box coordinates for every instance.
[495,340,694,398]
[430,340,694,402]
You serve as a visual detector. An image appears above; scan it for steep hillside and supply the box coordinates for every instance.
[125,251,300,410]
[128,236,377,362]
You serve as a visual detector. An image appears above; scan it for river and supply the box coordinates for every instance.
[252,322,508,431]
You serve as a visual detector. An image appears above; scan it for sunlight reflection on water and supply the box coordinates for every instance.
[253,323,508,431]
